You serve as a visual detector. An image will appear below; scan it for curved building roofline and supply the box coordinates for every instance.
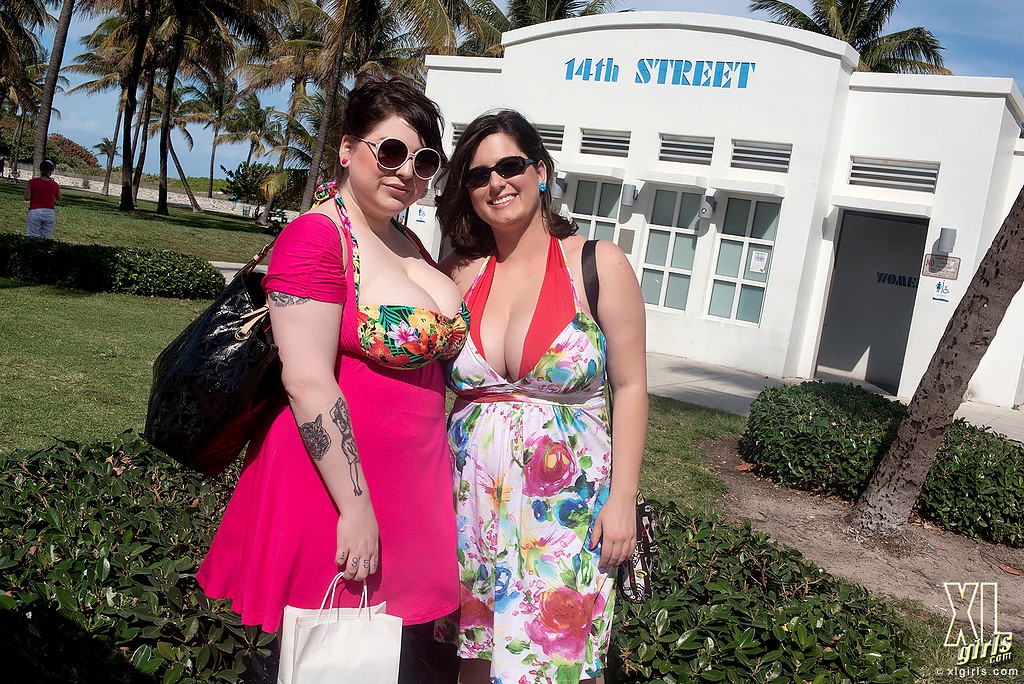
[502,11,861,70]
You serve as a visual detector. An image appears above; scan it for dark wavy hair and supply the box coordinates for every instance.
[333,75,447,183]
[437,109,576,257]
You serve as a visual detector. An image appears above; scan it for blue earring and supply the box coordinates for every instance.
[539,181,547,193]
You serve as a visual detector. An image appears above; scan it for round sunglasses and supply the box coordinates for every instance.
[464,156,538,189]
[354,137,442,180]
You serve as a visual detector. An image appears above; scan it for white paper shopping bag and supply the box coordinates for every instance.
[278,574,402,684]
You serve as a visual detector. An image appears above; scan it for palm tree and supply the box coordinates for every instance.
[92,135,118,176]
[504,0,616,31]
[153,0,275,215]
[216,91,277,166]
[0,0,47,112]
[178,71,241,197]
[32,0,78,176]
[748,0,950,74]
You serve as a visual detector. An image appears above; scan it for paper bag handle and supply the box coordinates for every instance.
[317,574,373,621]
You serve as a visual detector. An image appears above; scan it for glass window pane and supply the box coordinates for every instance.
[751,201,780,240]
[594,221,615,241]
[665,273,690,310]
[723,198,750,236]
[575,219,592,239]
[640,269,663,305]
[678,193,701,230]
[645,229,671,265]
[574,180,597,214]
[597,182,621,217]
[651,190,677,226]
[671,233,697,271]
[709,280,736,318]
[716,239,743,278]
[618,228,635,254]
[737,285,765,323]
[744,245,772,283]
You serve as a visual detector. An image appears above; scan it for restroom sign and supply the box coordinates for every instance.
[922,254,960,280]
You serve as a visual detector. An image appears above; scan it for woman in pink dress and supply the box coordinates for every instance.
[197,76,467,683]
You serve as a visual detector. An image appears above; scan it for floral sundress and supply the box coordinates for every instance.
[446,242,614,683]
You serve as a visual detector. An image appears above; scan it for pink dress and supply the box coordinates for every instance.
[198,208,469,631]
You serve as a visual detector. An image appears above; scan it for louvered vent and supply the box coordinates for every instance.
[731,140,792,172]
[452,123,467,147]
[849,157,940,193]
[659,135,714,165]
[535,124,564,152]
[580,129,630,157]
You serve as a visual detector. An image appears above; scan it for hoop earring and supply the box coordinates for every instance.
[539,181,547,193]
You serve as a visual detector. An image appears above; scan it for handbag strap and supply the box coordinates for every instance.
[582,239,600,329]
[236,239,275,279]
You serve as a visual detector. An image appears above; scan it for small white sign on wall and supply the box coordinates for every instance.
[750,249,769,274]
[932,280,951,302]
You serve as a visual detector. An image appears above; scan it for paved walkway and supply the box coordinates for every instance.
[213,260,1024,442]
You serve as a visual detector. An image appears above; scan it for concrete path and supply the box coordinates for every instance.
[213,259,1024,442]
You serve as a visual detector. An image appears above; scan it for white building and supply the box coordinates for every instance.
[418,12,1024,407]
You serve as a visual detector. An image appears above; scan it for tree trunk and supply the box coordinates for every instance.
[120,1,154,211]
[169,137,202,213]
[246,142,255,166]
[132,72,156,204]
[850,184,1024,536]
[33,0,76,176]
[157,29,186,216]
[207,123,219,198]
[258,135,290,226]
[12,112,26,178]
[102,101,124,196]
[300,3,354,211]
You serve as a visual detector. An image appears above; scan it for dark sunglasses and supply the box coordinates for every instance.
[355,137,441,180]
[464,156,538,189]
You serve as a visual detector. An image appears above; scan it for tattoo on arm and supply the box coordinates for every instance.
[298,414,331,461]
[330,397,364,496]
[268,292,312,307]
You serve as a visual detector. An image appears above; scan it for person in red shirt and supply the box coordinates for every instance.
[24,160,61,239]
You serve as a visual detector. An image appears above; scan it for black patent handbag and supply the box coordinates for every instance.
[144,242,283,476]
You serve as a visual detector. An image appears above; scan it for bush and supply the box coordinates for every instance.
[610,502,914,683]
[0,433,273,683]
[47,132,101,170]
[740,382,1024,547]
[0,234,223,299]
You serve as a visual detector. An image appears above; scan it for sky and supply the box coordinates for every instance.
[38,0,1024,181]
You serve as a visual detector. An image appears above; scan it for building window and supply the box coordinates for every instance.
[708,197,780,324]
[571,179,635,254]
[639,189,701,310]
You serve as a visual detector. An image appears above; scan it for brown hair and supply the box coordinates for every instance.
[437,109,575,257]
[332,75,447,183]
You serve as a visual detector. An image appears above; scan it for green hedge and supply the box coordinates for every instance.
[740,382,1024,547]
[0,433,272,683]
[0,234,223,299]
[611,502,914,683]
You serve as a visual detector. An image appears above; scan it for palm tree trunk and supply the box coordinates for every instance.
[120,0,155,211]
[157,29,187,216]
[207,123,219,198]
[33,0,76,176]
[259,133,291,226]
[850,184,1024,536]
[300,4,355,211]
[102,101,124,196]
[246,142,255,166]
[12,112,26,178]
[132,72,156,204]
[169,137,202,213]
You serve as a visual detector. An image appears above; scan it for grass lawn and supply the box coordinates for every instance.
[0,182,271,263]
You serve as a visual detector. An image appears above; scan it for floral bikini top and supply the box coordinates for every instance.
[333,194,469,370]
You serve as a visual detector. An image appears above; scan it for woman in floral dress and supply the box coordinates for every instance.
[438,110,648,683]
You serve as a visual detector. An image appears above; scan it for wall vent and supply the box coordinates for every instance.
[731,140,792,172]
[535,124,565,152]
[659,135,714,165]
[580,129,631,157]
[451,123,467,148]
[849,157,940,193]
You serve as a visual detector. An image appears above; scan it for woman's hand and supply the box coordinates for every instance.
[336,503,380,581]
[590,493,637,571]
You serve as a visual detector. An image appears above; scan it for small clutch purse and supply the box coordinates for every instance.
[616,494,659,604]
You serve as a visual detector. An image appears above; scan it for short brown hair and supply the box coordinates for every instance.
[437,110,575,258]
